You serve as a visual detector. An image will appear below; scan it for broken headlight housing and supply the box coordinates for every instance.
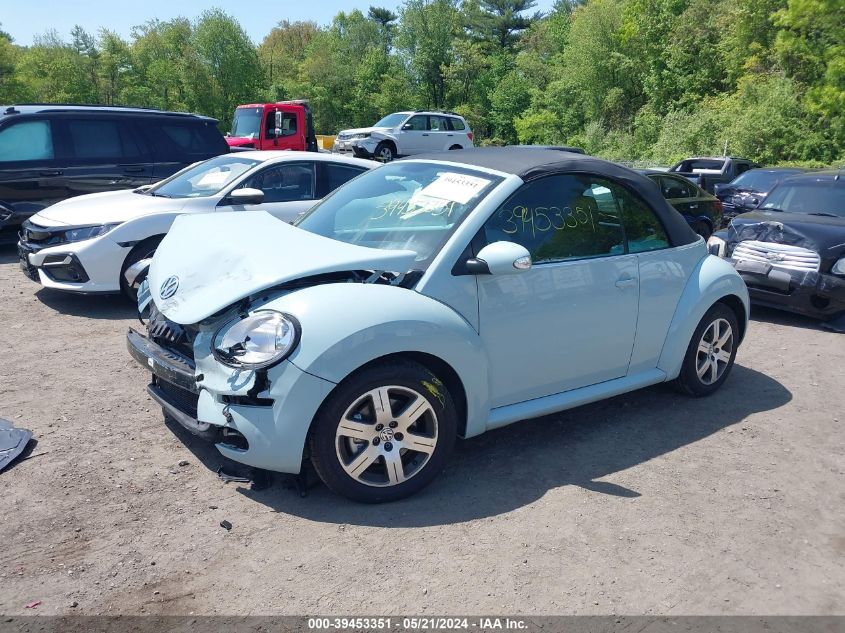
[212,311,300,370]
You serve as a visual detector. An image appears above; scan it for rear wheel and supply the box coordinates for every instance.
[674,302,738,396]
[309,360,457,502]
[448,144,463,150]
[120,235,163,302]
[374,142,395,162]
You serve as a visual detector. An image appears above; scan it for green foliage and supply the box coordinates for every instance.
[0,0,841,162]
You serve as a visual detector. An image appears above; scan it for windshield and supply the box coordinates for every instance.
[150,155,259,199]
[730,170,800,193]
[762,181,845,217]
[230,107,262,138]
[373,113,409,128]
[295,161,501,265]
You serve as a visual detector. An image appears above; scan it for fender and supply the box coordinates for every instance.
[657,254,750,379]
[259,282,491,437]
[106,210,188,249]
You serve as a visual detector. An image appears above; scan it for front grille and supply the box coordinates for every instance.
[20,220,67,249]
[732,240,821,273]
[154,376,199,419]
[147,303,195,361]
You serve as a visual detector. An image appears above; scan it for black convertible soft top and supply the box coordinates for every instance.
[408,147,699,247]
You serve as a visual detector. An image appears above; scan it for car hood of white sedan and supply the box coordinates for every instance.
[149,211,419,325]
[33,189,189,227]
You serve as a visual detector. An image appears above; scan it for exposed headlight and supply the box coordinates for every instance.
[353,132,371,139]
[832,257,845,276]
[64,223,121,243]
[212,311,300,370]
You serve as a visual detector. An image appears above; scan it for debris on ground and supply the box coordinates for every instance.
[24,601,40,609]
[0,418,33,474]
[216,465,271,491]
[219,520,232,531]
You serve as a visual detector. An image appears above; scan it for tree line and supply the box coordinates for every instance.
[0,0,842,165]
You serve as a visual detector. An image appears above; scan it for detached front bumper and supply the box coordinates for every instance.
[127,327,336,474]
[730,258,845,320]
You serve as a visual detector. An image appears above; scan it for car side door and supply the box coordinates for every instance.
[396,115,429,155]
[53,116,155,199]
[0,116,64,234]
[426,115,452,151]
[474,173,640,408]
[222,161,317,222]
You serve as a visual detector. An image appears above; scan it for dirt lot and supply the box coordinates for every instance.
[0,243,843,616]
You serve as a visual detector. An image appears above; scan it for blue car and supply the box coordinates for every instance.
[128,147,750,502]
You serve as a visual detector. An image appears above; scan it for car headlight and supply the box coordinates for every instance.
[353,132,371,139]
[832,257,845,276]
[64,223,121,243]
[212,311,300,370]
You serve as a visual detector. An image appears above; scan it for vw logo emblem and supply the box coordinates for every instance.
[160,275,180,299]
[379,428,394,442]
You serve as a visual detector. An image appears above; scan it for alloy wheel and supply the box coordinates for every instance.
[695,317,734,385]
[335,385,438,487]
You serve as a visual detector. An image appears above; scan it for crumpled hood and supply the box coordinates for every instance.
[149,211,418,325]
[728,211,845,258]
[34,189,187,227]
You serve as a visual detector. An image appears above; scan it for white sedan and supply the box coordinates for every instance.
[17,151,375,298]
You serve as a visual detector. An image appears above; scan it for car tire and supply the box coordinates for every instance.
[448,144,463,150]
[309,360,457,503]
[674,302,739,397]
[693,220,712,241]
[374,142,395,163]
[120,235,163,302]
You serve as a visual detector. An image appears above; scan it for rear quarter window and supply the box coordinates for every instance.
[0,120,54,162]
[448,118,466,131]
[145,121,226,161]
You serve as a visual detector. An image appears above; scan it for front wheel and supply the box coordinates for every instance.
[120,236,163,302]
[309,361,457,502]
[374,142,395,162]
[674,302,739,396]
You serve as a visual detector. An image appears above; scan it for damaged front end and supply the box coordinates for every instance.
[720,214,845,327]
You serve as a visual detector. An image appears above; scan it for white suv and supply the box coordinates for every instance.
[333,111,474,162]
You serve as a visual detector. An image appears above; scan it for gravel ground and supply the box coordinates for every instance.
[0,243,843,616]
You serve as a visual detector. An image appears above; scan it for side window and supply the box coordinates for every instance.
[242,162,315,203]
[152,122,225,158]
[429,116,449,132]
[483,174,626,264]
[448,117,466,131]
[659,176,691,199]
[616,183,670,253]
[270,112,297,137]
[735,162,751,175]
[0,120,54,162]
[404,115,427,131]
[324,163,366,193]
[66,119,143,160]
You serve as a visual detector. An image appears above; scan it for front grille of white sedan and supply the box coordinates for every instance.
[732,240,821,273]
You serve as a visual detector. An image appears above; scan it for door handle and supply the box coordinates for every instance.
[39,170,62,176]
[615,276,637,289]
[122,166,145,173]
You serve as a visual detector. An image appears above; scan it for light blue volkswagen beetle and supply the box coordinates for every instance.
[128,148,750,502]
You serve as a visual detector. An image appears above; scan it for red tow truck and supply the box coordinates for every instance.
[226,101,318,152]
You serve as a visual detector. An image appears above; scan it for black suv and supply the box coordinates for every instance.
[0,104,228,243]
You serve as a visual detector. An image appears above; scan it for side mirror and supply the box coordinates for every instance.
[274,111,283,130]
[466,241,532,275]
[229,188,265,205]
[402,123,413,131]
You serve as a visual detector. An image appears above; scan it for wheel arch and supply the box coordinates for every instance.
[328,351,469,438]
[657,254,750,380]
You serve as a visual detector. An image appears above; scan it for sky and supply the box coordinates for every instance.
[2,0,558,46]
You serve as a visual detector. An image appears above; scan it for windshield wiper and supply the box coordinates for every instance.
[762,207,786,213]
[806,212,839,218]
